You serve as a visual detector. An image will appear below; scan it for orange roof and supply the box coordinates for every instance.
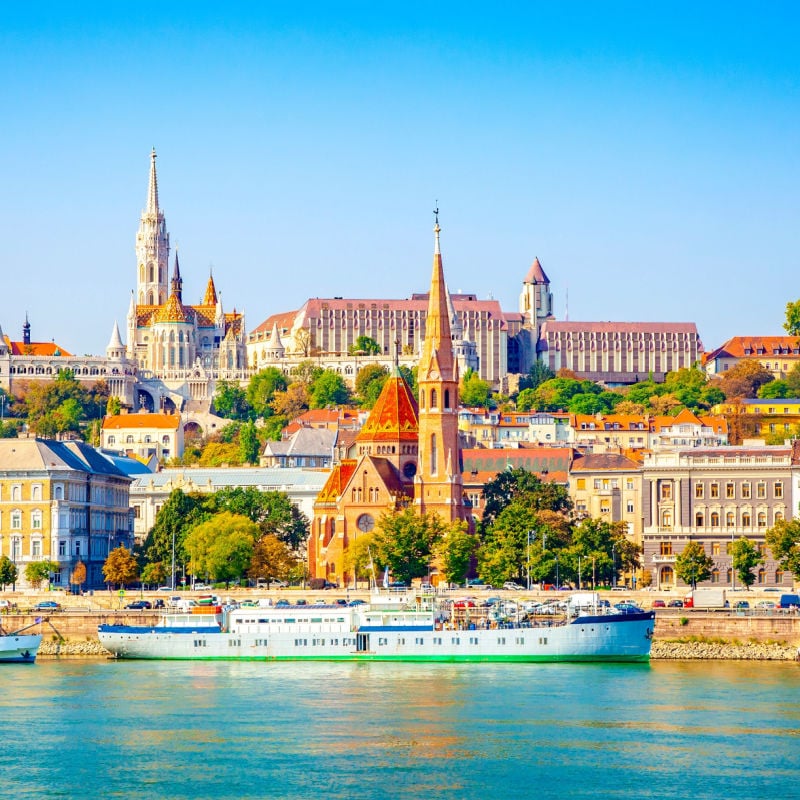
[357,369,419,442]
[103,413,180,431]
[5,338,72,356]
[704,336,800,364]
[315,459,358,504]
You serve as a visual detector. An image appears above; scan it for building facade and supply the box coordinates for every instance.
[0,439,134,590]
[101,412,184,463]
[704,335,800,379]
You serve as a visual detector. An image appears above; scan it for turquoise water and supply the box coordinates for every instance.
[0,660,798,799]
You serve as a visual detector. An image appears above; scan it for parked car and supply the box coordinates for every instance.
[614,602,644,613]
[733,600,750,610]
[779,593,800,610]
[667,599,684,608]
[348,599,366,607]
[275,599,291,608]
[323,581,340,589]
[32,601,61,612]
[651,599,666,608]
[294,599,307,606]
[193,583,212,591]
[335,598,348,606]
[755,601,776,610]
[502,582,525,591]
[125,600,152,610]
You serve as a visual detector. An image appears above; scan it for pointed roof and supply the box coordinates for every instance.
[107,321,124,351]
[315,459,359,504]
[266,323,284,354]
[524,257,549,285]
[357,368,419,443]
[171,250,183,300]
[203,270,218,306]
[419,218,454,380]
[146,148,159,213]
[155,293,192,323]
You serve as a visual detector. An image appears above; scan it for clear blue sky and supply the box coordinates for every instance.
[1,3,798,357]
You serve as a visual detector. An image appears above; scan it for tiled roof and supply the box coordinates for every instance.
[5,338,72,356]
[541,321,699,334]
[155,294,193,324]
[315,460,358,504]
[523,257,550,285]
[703,335,800,363]
[571,452,641,471]
[461,447,572,478]
[357,370,419,443]
[103,413,181,431]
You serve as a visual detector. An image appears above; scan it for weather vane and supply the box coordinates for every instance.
[434,202,439,224]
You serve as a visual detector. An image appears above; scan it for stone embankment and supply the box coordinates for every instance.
[39,638,111,657]
[651,639,798,660]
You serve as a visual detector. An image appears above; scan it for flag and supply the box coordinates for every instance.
[382,567,389,589]
[35,617,42,624]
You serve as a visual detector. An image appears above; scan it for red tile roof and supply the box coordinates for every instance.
[5,338,72,356]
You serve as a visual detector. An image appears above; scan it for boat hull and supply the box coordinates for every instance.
[98,612,654,663]
[0,634,42,663]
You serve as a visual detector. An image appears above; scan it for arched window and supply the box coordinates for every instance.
[726,568,733,584]
[12,486,21,502]
[757,568,765,585]
[742,512,751,527]
[710,568,720,584]
[419,389,425,409]
[126,435,134,443]
[757,512,767,527]
[710,512,720,527]
[430,433,438,475]
[54,486,63,500]
[695,512,704,527]
[776,569,784,584]
[444,389,450,409]
[775,511,784,523]
[661,510,672,529]
[726,511,735,527]
[32,485,41,501]
[431,389,438,408]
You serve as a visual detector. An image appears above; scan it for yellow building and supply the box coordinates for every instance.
[0,439,134,589]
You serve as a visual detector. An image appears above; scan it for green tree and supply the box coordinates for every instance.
[247,368,288,418]
[248,534,298,584]
[478,502,539,586]
[521,361,555,391]
[397,365,418,398]
[480,467,572,531]
[106,396,122,416]
[24,560,57,589]
[718,359,774,400]
[349,335,381,355]
[184,512,258,584]
[355,364,389,408]
[372,508,445,585]
[436,521,478,586]
[765,518,800,580]
[460,368,492,408]
[0,556,18,590]
[238,420,261,465]
[784,299,800,336]
[757,380,789,399]
[213,380,252,420]
[342,533,376,588]
[309,370,350,409]
[143,489,209,571]
[290,361,324,387]
[675,541,715,589]
[103,546,139,588]
[140,562,167,588]
[23,371,108,438]
[732,537,763,589]
[515,388,537,412]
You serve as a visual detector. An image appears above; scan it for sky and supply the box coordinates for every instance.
[1,3,798,358]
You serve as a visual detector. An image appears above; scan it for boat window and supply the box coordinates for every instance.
[539,637,548,645]
[415,637,424,645]
[451,637,460,645]
[497,637,506,645]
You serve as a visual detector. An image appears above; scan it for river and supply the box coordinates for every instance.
[0,659,798,799]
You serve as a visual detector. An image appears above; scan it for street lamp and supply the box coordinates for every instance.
[555,554,559,590]
[526,530,535,590]
[612,543,616,588]
[730,530,736,591]
[171,526,176,591]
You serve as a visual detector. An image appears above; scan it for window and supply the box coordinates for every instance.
[757,512,767,528]
[627,501,634,513]
[31,510,42,529]
[757,483,766,499]
[712,542,720,555]
[742,512,751,527]
[775,482,783,499]
[710,483,720,499]
[58,541,66,556]
[11,511,21,530]
[726,483,735,499]
[710,512,720,527]
[726,511,735,527]
[695,484,704,499]
[741,483,751,499]
[695,512,704,527]
[661,510,672,529]
[626,478,634,490]
[660,483,672,500]
[660,541,672,556]
[576,478,586,490]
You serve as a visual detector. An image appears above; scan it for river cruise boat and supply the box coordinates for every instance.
[0,622,42,663]
[98,591,655,663]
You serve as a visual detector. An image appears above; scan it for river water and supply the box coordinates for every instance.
[0,659,798,799]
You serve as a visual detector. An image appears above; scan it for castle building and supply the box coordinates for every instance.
[703,335,800,379]
[121,150,248,412]
[309,219,466,583]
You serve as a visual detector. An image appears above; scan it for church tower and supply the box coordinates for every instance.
[135,149,170,307]
[519,257,553,335]
[415,214,465,522]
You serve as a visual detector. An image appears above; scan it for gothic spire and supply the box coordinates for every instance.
[146,147,159,214]
[203,269,218,306]
[23,313,30,345]
[171,250,183,301]
[420,213,454,380]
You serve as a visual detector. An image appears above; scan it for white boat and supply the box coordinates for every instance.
[98,591,655,663]
[0,621,42,663]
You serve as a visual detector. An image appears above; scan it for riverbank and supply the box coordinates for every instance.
[36,637,800,660]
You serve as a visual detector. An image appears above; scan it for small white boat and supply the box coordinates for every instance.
[0,621,42,663]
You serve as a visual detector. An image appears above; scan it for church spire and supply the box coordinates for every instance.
[203,269,218,306]
[146,147,159,213]
[171,250,183,301]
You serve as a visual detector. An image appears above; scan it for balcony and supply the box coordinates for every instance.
[652,554,676,564]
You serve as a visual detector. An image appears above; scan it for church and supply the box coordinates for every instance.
[121,150,248,412]
[308,217,466,584]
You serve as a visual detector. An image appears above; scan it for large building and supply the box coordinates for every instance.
[0,439,134,590]
[703,335,800,379]
[121,150,248,413]
[309,218,467,583]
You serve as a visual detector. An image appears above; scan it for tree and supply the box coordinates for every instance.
[25,560,57,589]
[342,533,376,588]
[248,534,298,584]
[765,518,800,580]
[675,541,715,589]
[143,489,209,571]
[290,361,323,387]
[103,546,139,588]
[478,502,540,586]
[521,361,555,391]
[460,368,492,408]
[246,368,288,418]
[238,420,261,465]
[0,556,18,590]
[784,299,800,336]
[732,537,763,589]
[270,383,309,419]
[199,441,242,466]
[213,380,252,420]
[480,468,572,530]
[718,359,774,400]
[757,380,789,399]
[23,371,108,439]
[436,521,478,586]
[140,562,166,588]
[349,335,381,355]
[515,388,537,412]
[309,370,350,409]
[70,561,87,593]
[184,512,258,584]
[106,396,122,416]
[372,508,445,585]
[355,364,389,408]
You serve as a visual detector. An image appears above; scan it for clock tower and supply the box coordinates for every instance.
[414,214,465,523]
